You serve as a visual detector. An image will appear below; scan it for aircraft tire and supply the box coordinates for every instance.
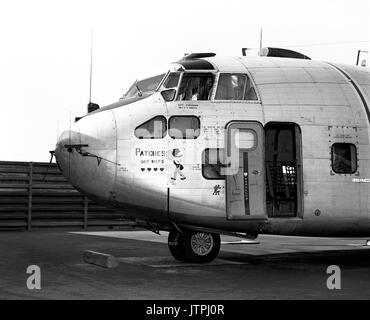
[168,229,188,262]
[182,230,221,263]
[168,229,221,263]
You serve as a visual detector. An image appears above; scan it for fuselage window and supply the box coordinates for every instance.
[135,116,167,139]
[169,116,200,139]
[215,73,258,101]
[176,73,214,101]
[202,149,226,180]
[234,129,256,149]
[331,143,357,174]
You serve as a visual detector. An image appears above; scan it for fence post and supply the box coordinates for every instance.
[28,162,33,231]
[84,196,88,230]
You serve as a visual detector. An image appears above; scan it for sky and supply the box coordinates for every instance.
[0,0,369,162]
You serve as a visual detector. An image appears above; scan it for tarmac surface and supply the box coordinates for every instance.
[0,229,369,300]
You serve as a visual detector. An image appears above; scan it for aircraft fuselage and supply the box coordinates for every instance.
[55,56,370,240]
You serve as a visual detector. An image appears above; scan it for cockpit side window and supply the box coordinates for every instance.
[176,73,214,101]
[215,73,258,101]
[135,116,167,139]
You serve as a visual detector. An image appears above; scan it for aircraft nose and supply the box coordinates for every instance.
[54,111,117,201]
[55,127,81,180]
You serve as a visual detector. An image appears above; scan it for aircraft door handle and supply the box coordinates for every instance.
[252,170,261,175]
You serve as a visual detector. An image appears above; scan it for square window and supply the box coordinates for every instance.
[202,149,226,180]
[176,73,214,101]
[135,116,167,139]
[169,116,200,139]
[215,73,258,101]
[331,143,357,174]
[234,129,256,150]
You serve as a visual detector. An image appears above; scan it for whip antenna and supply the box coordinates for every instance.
[87,29,100,113]
[89,29,93,104]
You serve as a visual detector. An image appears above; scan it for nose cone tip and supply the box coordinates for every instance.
[55,131,71,180]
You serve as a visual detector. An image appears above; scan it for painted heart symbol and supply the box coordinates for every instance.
[154,168,158,171]
[141,168,145,171]
[147,168,152,171]
[160,168,164,172]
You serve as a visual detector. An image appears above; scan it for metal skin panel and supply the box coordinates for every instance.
[168,100,234,221]
[55,57,370,237]
[249,66,346,85]
[334,64,370,129]
[112,93,169,222]
[257,83,351,106]
[206,56,323,71]
[55,111,117,202]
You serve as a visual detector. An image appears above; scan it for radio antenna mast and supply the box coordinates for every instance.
[89,29,94,104]
[87,29,100,113]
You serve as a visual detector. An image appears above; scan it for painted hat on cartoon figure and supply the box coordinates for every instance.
[172,148,183,158]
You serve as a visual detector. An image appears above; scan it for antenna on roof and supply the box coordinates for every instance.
[242,29,263,56]
[357,50,368,66]
[87,28,100,114]
[89,28,93,104]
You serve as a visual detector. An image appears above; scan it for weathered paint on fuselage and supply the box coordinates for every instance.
[55,56,370,237]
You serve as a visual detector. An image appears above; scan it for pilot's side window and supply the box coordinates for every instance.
[135,116,167,139]
[169,116,200,139]
[202,149,226,180]
[331,143,357,174]
[176,73,214,101]
[215,73,258,101]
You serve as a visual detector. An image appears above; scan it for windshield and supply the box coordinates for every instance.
[124,73,166,98]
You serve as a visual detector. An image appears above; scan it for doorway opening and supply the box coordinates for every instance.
[265,123,302,218]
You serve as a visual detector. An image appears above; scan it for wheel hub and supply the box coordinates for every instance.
[190,233,214,256]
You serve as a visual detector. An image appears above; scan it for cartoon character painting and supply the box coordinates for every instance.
[213,184,221,195]
[168,148,186,181]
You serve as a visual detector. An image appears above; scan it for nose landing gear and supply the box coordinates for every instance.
[168,228,221,263]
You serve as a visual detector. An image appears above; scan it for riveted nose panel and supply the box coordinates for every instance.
[55,128,81,180]
[56,111,117,201]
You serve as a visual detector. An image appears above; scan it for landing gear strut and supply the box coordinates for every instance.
[168,228,221,263]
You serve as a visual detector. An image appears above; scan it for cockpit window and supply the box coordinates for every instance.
[163,72,181,89]
[135,116,167,139]
[176,73,214,101]
[125,74,166,98]
[215,73,258,101]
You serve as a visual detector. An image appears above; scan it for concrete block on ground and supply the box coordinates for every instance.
[83,250,118,268]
